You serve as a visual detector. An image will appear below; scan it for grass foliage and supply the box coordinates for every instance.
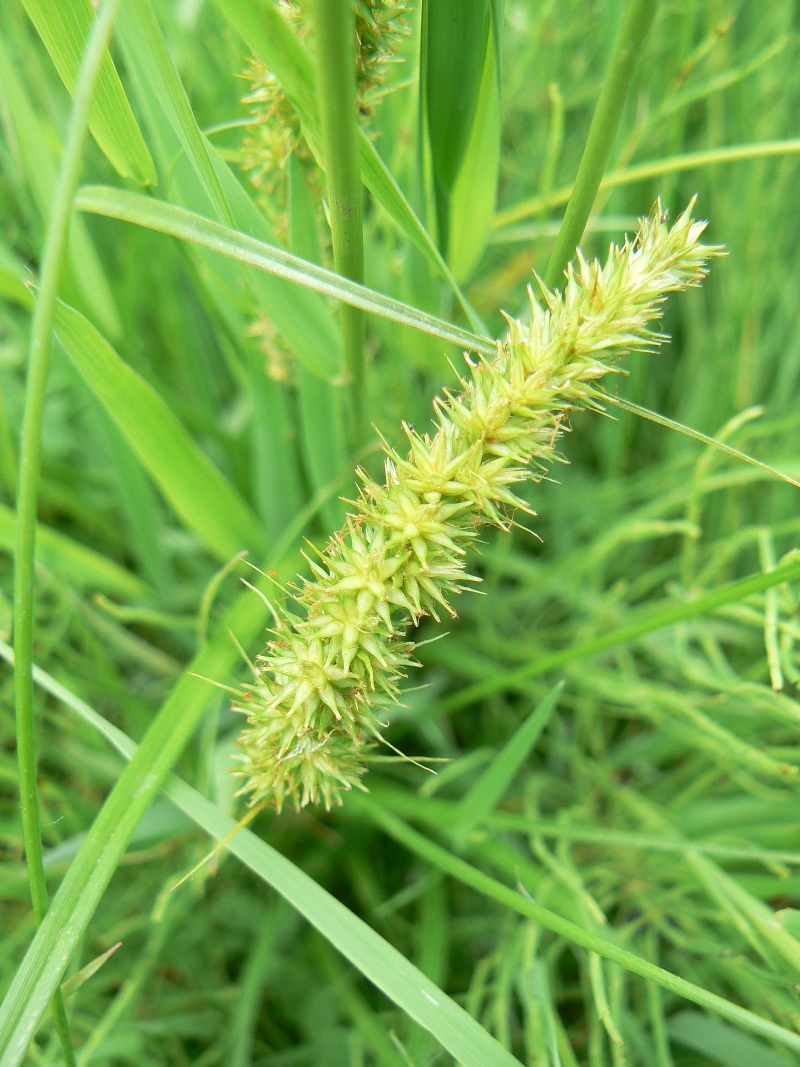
[1,0,800,1064]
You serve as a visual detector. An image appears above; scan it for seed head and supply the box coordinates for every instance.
[235,200,721,811]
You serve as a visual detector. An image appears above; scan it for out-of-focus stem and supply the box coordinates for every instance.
[545,0,658,289]
[310,0,366,447]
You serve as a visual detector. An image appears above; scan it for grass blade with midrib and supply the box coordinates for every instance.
[75,186,497,358]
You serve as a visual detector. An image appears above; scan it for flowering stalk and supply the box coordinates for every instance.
[236,201,719,811]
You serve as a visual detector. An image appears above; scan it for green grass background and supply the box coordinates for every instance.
[2,0,800,1063]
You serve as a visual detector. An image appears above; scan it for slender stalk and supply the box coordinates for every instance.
[13,1,123,1062]
[544,0,657,289]
[495,138,800,229]
[310,0,366,446]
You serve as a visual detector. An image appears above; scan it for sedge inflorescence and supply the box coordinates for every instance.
[240,0,411,213]
[235,201,719,811]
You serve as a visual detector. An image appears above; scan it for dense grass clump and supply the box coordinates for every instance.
[1,1,800,1065]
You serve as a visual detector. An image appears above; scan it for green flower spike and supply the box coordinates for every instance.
[235,200,720,811]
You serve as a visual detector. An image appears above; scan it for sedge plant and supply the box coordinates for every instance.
[4,1,800,1065]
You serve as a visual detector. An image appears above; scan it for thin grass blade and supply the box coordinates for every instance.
[0,627,522,1067]
[115,0,230,221]
[20,0,156,184]
[601,392,800,489]
[11,3,127,1061]
[439,556,800,711]
[0,562,277,1064]
[494,139,800,229]
[355,799,800,1056]
[453,682,563,844]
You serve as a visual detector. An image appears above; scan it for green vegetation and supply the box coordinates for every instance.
[1,1,800,1064]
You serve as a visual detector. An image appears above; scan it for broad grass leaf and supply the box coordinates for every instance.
[53,300,267,562]
[19,0,156,185]
[423,0,491,187]
[0,32,121,338]
[423,0,491,254]
[115,0,230,221]
[447,31,502,281]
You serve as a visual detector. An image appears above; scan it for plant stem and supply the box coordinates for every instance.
[310,0,366,447]
[13,1,123,1062]
[544,0,657,289]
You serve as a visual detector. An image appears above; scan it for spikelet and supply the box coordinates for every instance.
[235,200,721,811]
[354,0,413,118]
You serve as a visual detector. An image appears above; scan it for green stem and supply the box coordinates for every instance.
[310,0,366,447]
[544,0,657,289]
[12,1,123,1062]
